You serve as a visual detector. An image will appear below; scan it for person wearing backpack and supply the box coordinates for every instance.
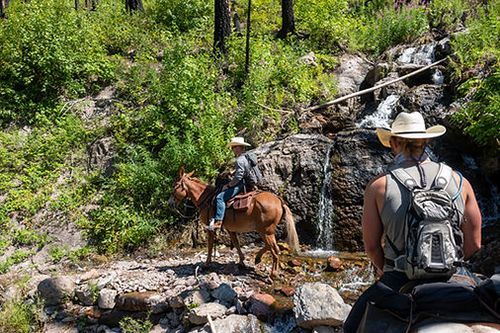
[343,112,482,333]
[207,136,262,231]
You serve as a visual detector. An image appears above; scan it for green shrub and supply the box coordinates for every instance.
[295,0,356,51]
[227,37,336,139]
[427,0,469,31]
[351,5,428,55]
[0,0,114,125]
[452,3,499,146]
[152,0,212,32]
[0,298,41,333]
[119,316,153,333]
[90,0,171,60]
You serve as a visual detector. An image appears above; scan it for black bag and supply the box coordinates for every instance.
[244,153,263,187]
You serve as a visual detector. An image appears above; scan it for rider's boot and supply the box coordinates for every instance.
[207,218,223,231]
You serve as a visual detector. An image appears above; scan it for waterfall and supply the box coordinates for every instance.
[356,94,400,129]
[316,145,335,250]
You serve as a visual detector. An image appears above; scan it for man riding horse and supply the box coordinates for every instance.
[208,136,262,231]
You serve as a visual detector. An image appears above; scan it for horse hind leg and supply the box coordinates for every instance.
[264,234,281,279]
[255,243,269,266]
[229,232,245,267]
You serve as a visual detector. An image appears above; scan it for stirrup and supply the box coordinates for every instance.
[206,219,223,231]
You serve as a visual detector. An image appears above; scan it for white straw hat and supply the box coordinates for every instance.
[227,137,251,148]
[376,112,446,148]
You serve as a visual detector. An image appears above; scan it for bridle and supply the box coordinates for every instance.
[170,177,199,219]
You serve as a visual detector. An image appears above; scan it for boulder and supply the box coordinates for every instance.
[248,293,275,320]
[38,277,75,305]
[188,302,227,325]
[97,288,117,310]
[193,314,261,333]
[211,283,237,307]
[115,291,168,313]
[293,282,351,329]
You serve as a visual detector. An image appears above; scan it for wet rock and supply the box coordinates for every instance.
[248,293,276,320]
[278,286,296,297]
[38,277,76,305]
[326,256,342,271]
[294,282,351,329]
[253,134,334,245]
[98,288,117,310]
[188,302,227,325]
[329,129,391,250]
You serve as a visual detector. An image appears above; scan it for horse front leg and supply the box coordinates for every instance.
[206,230,215,266]
[229,232,245,267]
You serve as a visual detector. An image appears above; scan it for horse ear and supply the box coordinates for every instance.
[186,171,194,178]
[178,166,185,177]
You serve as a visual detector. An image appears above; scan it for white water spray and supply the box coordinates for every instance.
[316,145,335,250]
[357,94,400,129]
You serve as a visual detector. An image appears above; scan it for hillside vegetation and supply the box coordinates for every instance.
[0,0,498,265]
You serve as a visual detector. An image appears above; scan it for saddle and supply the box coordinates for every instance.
[227,191,258,211]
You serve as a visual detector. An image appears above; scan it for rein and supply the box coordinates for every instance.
[173,199,198,219]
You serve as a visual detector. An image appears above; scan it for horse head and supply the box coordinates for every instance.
[168,166,194,210]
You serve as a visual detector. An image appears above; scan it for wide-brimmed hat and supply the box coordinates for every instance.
[227,137,251,148]
[376,112,446,148]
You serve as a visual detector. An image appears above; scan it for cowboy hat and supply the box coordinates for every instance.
[227,137,251,148]
[376,112,446,148]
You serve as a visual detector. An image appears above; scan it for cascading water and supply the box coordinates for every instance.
[316,145,335,250]
[356,94,400,129]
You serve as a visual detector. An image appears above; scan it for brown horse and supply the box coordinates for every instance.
[168,167,300,278]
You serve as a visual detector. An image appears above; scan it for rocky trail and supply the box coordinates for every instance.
[8,242,371,333]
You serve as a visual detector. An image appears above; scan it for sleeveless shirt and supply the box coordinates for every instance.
[381,161,465,272]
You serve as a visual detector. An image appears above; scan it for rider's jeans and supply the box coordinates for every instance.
[214,183,244,221]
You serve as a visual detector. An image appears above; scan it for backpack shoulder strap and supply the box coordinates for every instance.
[390,168,419,191]
[433,163,453,191]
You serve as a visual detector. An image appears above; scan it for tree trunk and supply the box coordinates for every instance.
[214,0,231,54]
[1,0,9,19]
[125,0,143,13]
[231,0,242,36]
[278,0,295,39]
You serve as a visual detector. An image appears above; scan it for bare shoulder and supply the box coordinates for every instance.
[366,174,386,193]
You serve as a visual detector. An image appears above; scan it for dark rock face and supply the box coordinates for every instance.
[329,129,392,251]
[252,134,333,245]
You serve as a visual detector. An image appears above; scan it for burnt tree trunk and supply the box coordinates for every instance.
[75,0,98,10]
[1,0,10,19]
[278,0,295,38]
[125,0,143,13]
[214,0,231,54]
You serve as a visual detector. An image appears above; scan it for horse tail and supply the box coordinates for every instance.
[282,203,300,252]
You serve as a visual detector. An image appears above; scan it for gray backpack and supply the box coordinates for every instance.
[244,153,263,188]
[387,163,464,279]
